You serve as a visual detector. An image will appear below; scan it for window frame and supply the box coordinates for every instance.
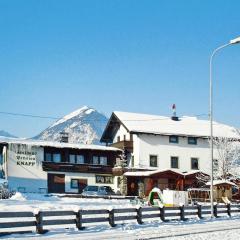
[191,157,199,170]
[169,135,179,144]
[69,154,76,164]
[92,156,99,165]
[99,156,107,165]
[45,153,52,162]
[149,155,158,167]
[96,175,113,184]
[71,179,79,189]
[76,155,85,164]
[171,156,179,169]
[188,137,197,145]
[52,153,61,163]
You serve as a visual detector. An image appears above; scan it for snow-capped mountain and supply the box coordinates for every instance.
[34,106,108,144]
[0,130,17,138]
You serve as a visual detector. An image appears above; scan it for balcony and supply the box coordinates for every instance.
[110,140,133,152]
[42,161,113,174]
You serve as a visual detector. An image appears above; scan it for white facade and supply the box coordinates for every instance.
[64,172,119,193]
[132,133,213,174]
[101,111,240,175]
[7,143,47,192]
[0,139,120,193]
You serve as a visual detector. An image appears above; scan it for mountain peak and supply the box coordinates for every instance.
[51,106,95,128]
[34,106,108,145]
[0,130,17,138]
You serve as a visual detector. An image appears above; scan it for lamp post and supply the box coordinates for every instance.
[209,36,240,218]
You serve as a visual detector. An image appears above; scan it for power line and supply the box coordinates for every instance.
[0,111,60,120]
[0,110,209,123]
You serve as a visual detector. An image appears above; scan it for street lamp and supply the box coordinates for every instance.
[209,36,240,218]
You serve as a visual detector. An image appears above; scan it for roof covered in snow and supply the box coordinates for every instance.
[206,180,237,187]
[0,137,121,152]
[124,169,196,177]
[101,111,240,142]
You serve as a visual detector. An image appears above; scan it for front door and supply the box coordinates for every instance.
[48,173,65,193]
[78,179,88,193]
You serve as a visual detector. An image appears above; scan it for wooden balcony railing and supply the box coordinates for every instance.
[110,140,133,152]
[42,161,114,174]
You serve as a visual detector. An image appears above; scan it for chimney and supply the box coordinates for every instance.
[60,131,69,143]
[171,104,179,121]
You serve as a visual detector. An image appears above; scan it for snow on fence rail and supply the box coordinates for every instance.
[0,204,240,235]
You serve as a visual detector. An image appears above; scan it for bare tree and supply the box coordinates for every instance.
[213,137,240,181]
[196,136,240,184]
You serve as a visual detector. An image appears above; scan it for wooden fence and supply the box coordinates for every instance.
[0,204,240,235]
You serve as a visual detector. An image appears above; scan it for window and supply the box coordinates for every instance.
[191,158,199,170]
[96,175,113,184]
[171,156,179,168]
[45,152,61,162]
[70,154,85,164]
[117,136,120,142]
[45,153,52,162]
[76,155,84,164]
[169,136,179,143]
[69,154,75,164]
[188,137,197,145]
[93,156,99,164]
[71,179,79,189]
[149,155,158,167]
[53,153,61,163]
[100,156,107,165]
[93,156,108,165]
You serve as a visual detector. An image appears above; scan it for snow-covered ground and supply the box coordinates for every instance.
[0,193,240,240]
[1,192,134,211]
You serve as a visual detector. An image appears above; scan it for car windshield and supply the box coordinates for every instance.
[103,186,113,192]
[85,186,98,191]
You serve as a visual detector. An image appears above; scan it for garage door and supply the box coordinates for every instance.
[48,173,65,193]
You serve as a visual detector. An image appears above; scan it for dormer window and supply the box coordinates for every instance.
[169,135,179,143]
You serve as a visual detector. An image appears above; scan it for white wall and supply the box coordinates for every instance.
[64,172,118,193]
[133,134,216,174]
[113,124,130,142]
[7,143,47,192]
[6,143,119,194]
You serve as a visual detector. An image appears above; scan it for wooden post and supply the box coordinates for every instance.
[109,209,116,227]
[227,203,231,217]
[213,204,218,218]
[160,206,166,222]
[180,205,186,221]
[35,211,44,234]
[136,207,143,224]
[76,210,85,230]
[197,204,203,219]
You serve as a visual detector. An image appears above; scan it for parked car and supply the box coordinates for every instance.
[81,185,116,197]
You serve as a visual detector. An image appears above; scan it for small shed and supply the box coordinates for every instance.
[206,180,237,203]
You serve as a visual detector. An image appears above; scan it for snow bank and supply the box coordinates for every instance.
[10,192,26,201]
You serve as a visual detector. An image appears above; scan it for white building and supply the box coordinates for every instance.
[100,111,240,195]
[0,137,121,194]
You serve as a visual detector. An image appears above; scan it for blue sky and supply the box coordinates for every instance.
[0,0,240,137]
